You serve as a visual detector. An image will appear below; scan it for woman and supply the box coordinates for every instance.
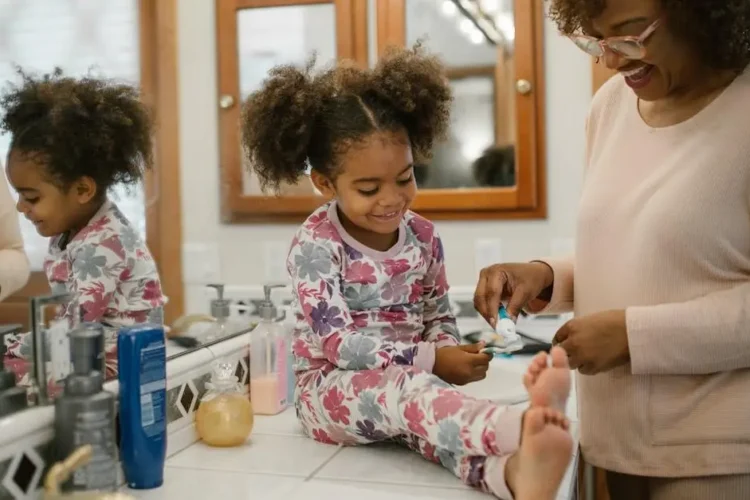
[0,162,29,302]
[474,0,750,498]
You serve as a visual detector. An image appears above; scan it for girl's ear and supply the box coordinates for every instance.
[310,170,336,200]
[73,176,98,204]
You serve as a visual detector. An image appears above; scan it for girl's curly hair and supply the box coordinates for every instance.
[241,42,453,192]
[0,67,154,192]
[548,0,750,72]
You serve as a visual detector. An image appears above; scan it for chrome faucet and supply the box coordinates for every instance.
[29,292,72,406]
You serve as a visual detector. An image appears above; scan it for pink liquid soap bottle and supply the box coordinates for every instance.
[249,284,288,415]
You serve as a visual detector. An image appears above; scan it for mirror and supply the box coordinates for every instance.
[408,0,517,189]
[237,4,337,198]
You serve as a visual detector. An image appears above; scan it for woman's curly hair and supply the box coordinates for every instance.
[0,67,154,192]
[548,0,750,72]
[241,41,453,192]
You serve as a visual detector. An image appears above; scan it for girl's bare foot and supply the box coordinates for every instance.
[487,407,570,499]
[514,407,574,500]
[524,346,571,412]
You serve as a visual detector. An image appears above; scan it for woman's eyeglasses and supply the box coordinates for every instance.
[569,19,660,60]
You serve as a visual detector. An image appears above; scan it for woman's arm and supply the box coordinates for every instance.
[288,230,433,371]
[0,173,30,302]
[627,282,750,375]
[421,234,460,347]
[525,257,575,315]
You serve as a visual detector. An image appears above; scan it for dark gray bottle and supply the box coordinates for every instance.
[54,322,118,492]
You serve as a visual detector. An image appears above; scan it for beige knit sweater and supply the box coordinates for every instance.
[542,68,750,477]
[0,169,29,302]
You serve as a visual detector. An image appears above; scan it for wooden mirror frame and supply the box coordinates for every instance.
[216,0,547,222]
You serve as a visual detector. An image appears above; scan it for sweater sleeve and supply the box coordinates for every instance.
[421,234,460,348]
[288,230,425,371]
[627,282,750,375]
[526,257,575,315]
[0,173,30,302]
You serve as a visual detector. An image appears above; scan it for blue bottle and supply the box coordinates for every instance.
[118,324,167,489]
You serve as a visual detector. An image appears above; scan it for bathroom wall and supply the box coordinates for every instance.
[176,0,593,314]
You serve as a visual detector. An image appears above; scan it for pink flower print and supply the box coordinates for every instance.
[48,261,70,282]
[382,324,416,342]
[306,211,328,229]
[408,282,423,302]
[403,401,427,437]
[382,258,410,277]
[322,387,350,424]
[99,235,126,260]
[410,217,433,243]
[311,428,335,445]
[421,441,438,462]
[433,269,448,296]
[298,389,316,414]
[377,308,408,323]
[344,261,377,284]
[350,370,382,396]
[293,338,312,358]
[432,389,464,421]
[142,280,163,301]
[75,216,110,241]
[322,334,343,362]
[381,274,409,302]
[79,282,111,321]
[351,313,368,329]
[313,222,339,241]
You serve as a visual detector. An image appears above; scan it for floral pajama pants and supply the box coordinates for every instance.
[295,364,524,498]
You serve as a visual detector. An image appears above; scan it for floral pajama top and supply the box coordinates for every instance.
[5,200,166,380]
[287,201,460,378]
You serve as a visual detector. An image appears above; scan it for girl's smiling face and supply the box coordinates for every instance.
[311,130,417,252]
[6,149,98,238]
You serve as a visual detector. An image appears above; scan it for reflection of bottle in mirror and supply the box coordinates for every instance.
[196,361,254,447]
[249,284,288,415]
[202,284,251,342]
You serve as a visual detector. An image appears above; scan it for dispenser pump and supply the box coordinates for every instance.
[69,323,105,376]
[207,284,231,320]
[259,284,285,321]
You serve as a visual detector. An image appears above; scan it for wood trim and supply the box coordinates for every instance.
[139,0,184,323]
[445,65,495,79]
[236,0,330,7]
[216,0,368,223]
[375,0,546,220]
[376,0,405,55]
[592,59,615,93]
[0,0,184,329]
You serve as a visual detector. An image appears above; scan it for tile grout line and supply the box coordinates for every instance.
[303,444,345,481]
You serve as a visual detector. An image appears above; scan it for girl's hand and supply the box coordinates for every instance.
[474,262,554,326]
[434,344,492,385]
[553,310,629,375]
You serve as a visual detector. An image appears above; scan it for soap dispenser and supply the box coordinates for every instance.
[195,361,254,447]
[54,322,118,492]
[249,284,288,415]
[204,284,247,341]
[0,324,28,417]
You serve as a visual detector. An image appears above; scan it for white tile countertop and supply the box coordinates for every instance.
[123,353,579,500]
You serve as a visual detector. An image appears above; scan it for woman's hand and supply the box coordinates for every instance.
[433,344,492,386]
[474,262,554,327]
[553,310,629,375]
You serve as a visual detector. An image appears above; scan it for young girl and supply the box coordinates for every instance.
[1,69,166,380]
[242,45,573,499]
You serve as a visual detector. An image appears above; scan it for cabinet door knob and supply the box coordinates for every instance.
[219,95,235,109]
[515,79,533,95]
